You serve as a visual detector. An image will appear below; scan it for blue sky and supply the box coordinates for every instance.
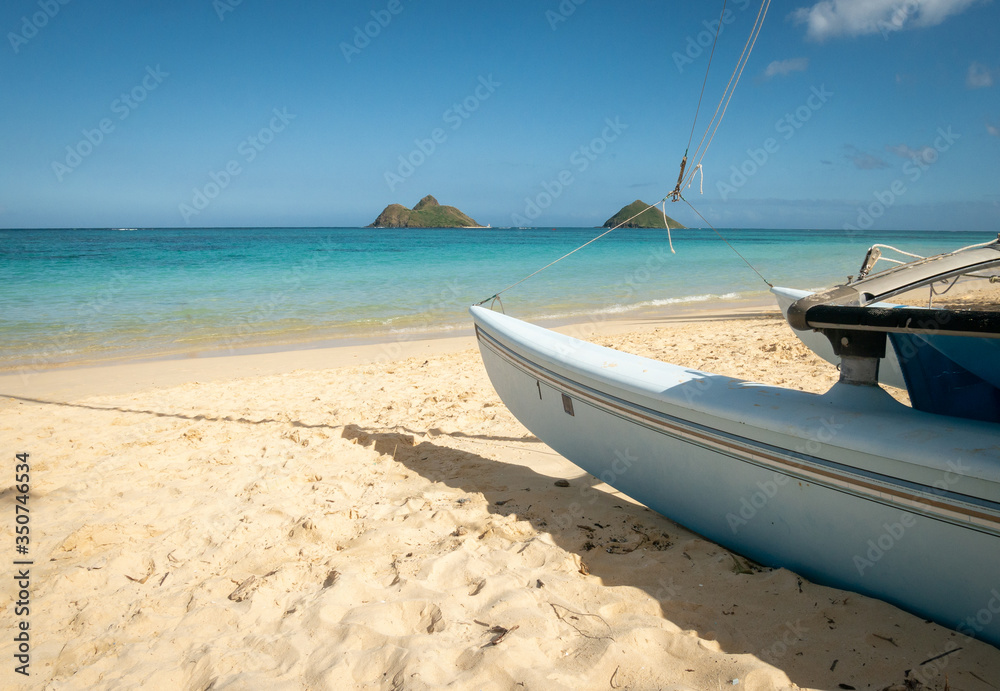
[1,0,997,230]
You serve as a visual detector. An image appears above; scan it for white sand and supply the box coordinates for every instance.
[2,313,999,690]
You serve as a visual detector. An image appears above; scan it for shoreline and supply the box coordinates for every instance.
[5,276,995,403]
[1,290,776,372]
[0,295,780,401]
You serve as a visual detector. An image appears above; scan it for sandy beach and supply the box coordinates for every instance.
[3,305,1000,690]
[6,0,999,685]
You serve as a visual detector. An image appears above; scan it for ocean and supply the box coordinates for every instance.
[1,226,993,371]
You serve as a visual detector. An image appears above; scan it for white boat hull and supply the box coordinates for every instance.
[772,287,908,388]
[470,305,1000,648]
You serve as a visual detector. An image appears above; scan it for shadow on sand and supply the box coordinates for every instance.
[339,423,970,690]
[6,389,982,687]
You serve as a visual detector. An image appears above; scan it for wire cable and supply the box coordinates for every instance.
[681,197,772,288]
[475,199,670,305]
[683,0,772,191]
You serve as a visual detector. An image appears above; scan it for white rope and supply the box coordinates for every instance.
[871,238,997,260]
[687,164,704,194]
[683,0,771,191]
[870,244,925,260]
[952,238,1000,253]
[866,239,1000,305]
[662,201,676,254]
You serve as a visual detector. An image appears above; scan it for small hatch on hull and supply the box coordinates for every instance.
[562,393,575,416]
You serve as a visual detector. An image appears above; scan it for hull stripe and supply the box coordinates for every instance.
[475,324,1000,536]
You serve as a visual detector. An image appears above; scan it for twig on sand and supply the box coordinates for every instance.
[730,553,753,575]
[872,633,898,647]
[227,569,279,602]
[228,575,257,602]
[549,603,614,641]
[919,647,961,666]
[481,624,519,648]
[966,671,995,688]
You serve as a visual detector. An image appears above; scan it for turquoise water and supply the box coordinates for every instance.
[0,227,993,370]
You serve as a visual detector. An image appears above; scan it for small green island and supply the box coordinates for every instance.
[603,200,685,229]
[368,195,482,228]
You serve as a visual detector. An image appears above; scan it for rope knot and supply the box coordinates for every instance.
[669,155,688,202]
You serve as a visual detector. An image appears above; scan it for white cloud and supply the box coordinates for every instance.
[791,0,982,41]
[987,122,1000,137]
[967,61,994,88]
[844,144,888,169]
[763,57,809,79]
[887,143,938,163]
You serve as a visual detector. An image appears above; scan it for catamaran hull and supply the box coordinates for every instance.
[470,305,1000,648]
[772,287,908,388]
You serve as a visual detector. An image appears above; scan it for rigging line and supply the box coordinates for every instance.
[475,199,668,305]
[686,0,768,172]
[681,197,772,288]
[682,0,771,191]
[477,3,772,306]
[691,0,771,180]
[685,0,770,189]
[671,0,728,201]
[685,0,728,153]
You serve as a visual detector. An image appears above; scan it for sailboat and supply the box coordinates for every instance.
[470,0,1000,646]
[470,237,1000,647]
